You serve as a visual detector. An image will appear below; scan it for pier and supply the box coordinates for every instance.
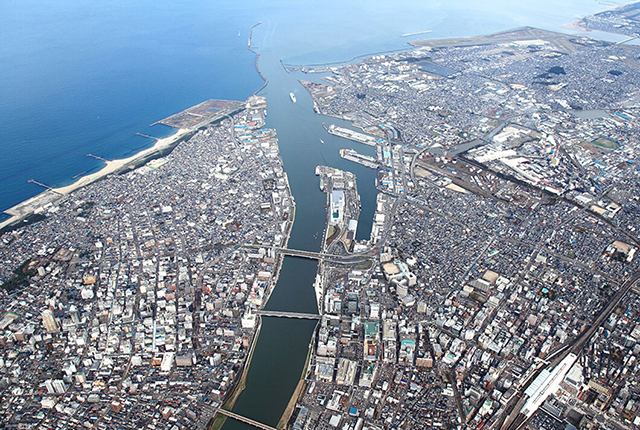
[340,148,380,169]
[27,179,62,195]
[135,132,160,141]
[324,123,379,146]
[87,153,111,162]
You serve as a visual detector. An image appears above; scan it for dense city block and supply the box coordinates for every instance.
[291,22,640,430]
[0,96,295,429]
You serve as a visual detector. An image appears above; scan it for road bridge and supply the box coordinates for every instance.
[215,408,277,430]
[243,245,375,264]
[278,248,333,259]
[257,310,322,320]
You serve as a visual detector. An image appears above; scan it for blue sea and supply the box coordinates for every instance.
[1,1,635,427]
[0,0,632,215]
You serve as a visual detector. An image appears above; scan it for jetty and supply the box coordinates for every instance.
[324,124,380,146]
[340,148,379,169]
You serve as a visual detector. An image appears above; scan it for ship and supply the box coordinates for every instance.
[289,92,297,103]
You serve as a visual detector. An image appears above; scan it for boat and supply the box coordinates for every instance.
[290,92,297,103]
[320,139,325,144]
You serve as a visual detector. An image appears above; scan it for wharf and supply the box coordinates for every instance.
[340,149,379,169]
[324,124,380,146]
[153,99,244,129]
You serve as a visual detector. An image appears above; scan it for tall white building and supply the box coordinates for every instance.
[41,310,58,333]
[329,190,345,225]
[161,352,175,372]
[52,379,66,394]
[44,379,66,394]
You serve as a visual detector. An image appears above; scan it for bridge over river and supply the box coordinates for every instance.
[215,408,277,430]
[243,245,375,264]
[257,310,322,320]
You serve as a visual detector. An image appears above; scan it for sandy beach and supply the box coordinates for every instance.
[54,127,189,195]
[0,127,190,230]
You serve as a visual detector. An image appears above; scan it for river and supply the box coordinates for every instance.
[220,51,380,429]
[0,1,635,428]
[220,2,637,428]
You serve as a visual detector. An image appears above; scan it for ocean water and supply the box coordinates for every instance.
[0,0,263,213]
[0,0,635,428]
[0,0,632,214]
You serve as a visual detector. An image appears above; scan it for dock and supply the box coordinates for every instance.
[324,124,380,146]
[340,148,379,169]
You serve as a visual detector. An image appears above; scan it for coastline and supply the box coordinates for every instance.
[55,127,191,194]
[0,127,192,231]
[1,19,302,427]
[1,22,269,234]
